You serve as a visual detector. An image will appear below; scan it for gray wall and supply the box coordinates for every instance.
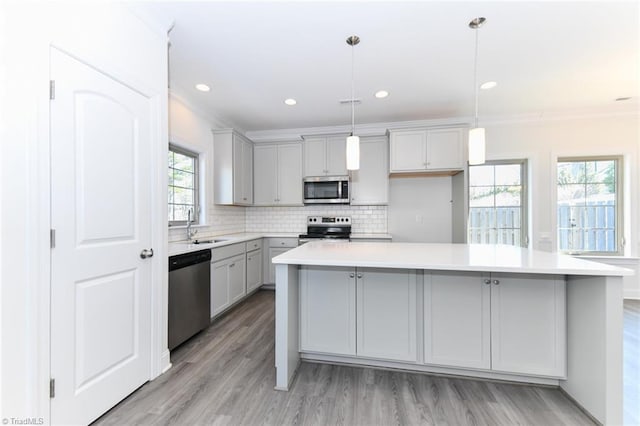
[388,176,453,243]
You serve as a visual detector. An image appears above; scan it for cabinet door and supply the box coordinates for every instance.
[253,145,278,205]
[246,249,262,293]
[242,139,254,204]
[300,266,356,355]
[350,137,388,205]
[268,247,291,284]
[303,138,326,177]
[228,254,246,304]
[232,137,244,204]
[326,136,347,175]
[356,268,417,362]
[426,128,463,170]
[277,144,303,205]
[389,130,427,172]
[424,272,491,369]
[490,274,566,377]
[211,259,230,318]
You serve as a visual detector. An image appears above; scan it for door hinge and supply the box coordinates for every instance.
[50,229,56,249]
[49,378,55,398]
[49,80,55,100]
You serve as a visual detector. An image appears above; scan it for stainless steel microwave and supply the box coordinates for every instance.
[303,176,350,204]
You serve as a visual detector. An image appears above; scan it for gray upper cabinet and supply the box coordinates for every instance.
[350,136,389,205]
[213,129,253,205]
[389,127,464,173]
[253,142,303,206]
[303,135,347,177]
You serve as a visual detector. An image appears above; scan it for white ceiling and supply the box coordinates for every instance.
[136,1,639,132]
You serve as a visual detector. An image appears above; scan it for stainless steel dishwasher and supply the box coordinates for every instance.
[168,249,211,350]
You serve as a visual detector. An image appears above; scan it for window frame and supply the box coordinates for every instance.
[168,144,200,227]
[467,159,529,248]
[556,155,623,256]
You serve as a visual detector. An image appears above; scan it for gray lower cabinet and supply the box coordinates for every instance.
[356,268,417,362]
[246,248,263,293]
[300,266,356,355]
[264,238,299,284]
[300,266,416,362]
[210,243,247,318]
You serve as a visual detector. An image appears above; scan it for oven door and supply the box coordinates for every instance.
[303,177,349,204]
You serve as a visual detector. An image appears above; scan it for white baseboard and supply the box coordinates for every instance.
[160,349,172,375]
[300,353,560,386]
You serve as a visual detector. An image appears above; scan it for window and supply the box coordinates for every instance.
[557,157,622,254]
[468,160,528,247]
[168,145,199,226]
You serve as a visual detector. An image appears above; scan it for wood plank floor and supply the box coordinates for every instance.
[94,291,639,426]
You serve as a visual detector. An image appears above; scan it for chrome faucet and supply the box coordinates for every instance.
[186,209,197,242]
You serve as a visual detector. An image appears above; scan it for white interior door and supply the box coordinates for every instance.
[50,48,153,425]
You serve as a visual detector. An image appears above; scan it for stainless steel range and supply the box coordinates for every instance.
[298,216,351,244]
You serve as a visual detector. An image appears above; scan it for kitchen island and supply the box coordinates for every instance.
[273,242,632,425]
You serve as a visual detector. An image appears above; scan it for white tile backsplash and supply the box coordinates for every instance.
[169,204,388,242]
[245,205,388,234]
[168,204,246,242]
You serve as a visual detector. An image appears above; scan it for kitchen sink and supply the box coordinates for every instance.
[191,238,230,244]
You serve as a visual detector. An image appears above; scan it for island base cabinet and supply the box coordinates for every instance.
[356,268,417,362]
[424,272,566,377]
[424,272,491,369]
[490,273,566,377]
[300,266,356,355]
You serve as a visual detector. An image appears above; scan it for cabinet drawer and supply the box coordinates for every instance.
[269,238,298,248]
[245,239,263,252]
[212,242,245,261]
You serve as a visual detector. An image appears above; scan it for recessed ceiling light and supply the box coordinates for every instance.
[615,97,631,101]
[284,98,297,106]
[480,81,497,90]
[375,90,389,99]
[195,83,210,92]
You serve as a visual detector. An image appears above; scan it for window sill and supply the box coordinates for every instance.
[572,254,639,261]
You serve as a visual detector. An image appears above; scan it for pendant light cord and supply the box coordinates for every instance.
[351,41,355,136]
[473,25,480,128]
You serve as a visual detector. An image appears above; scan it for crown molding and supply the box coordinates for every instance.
[169,88,246,133]
[245,106,638,143]
[246,117,470,143]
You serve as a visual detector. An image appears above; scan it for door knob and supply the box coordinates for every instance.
[493,279,500,285]
[483,279,491,285]
[140,248,154,259]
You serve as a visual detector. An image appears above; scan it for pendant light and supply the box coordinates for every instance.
[346,35,360,170]
[468,17,486,166]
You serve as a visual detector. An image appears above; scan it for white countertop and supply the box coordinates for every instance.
[349,233,393,240]
[168,232,299,256]
[272,242,633,276]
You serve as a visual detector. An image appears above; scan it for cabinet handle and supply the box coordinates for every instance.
[349,273,355,278]
[484,279,491,285]
[357,274,363,279]
[230,263,235,268]
[247,257,251,261]
[493,279,500,285]
[281,242,285,245]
